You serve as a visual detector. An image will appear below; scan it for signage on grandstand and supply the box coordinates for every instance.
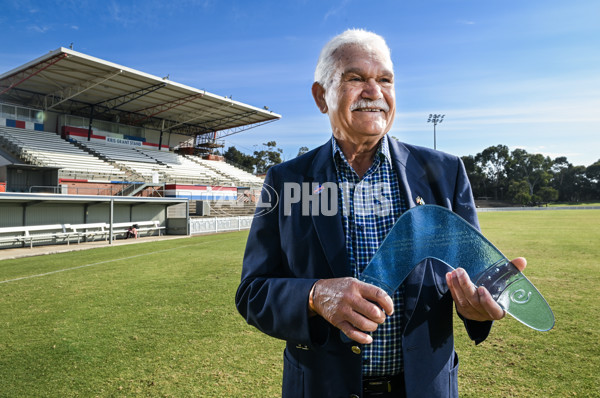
[106,136,143,147]
[62,126,168,150]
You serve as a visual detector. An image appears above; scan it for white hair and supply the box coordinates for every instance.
[314,29,392,90]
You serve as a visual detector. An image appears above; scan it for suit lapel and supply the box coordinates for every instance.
[388,139,435,208]
[309,141,350,278]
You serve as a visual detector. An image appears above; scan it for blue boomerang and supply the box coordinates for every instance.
[359,204,554,332]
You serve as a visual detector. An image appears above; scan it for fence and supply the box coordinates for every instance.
[189,216,253,235]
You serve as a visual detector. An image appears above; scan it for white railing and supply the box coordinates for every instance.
[189,216,253,235]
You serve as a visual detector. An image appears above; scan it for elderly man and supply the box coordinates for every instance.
[236,29,525,398]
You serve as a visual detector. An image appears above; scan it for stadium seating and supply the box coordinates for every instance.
[74,140,163,181]
[0,126,125,181]
[137,147,232,185]
[186,155,264,188]
[0,125,264,189]
[75,140,237,185]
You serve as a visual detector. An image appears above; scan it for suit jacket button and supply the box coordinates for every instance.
[351,345,361,355]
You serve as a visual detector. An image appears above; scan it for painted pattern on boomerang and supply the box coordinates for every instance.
[360,204,554,332]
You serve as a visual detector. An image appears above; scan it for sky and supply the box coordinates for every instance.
[1,0,599,167]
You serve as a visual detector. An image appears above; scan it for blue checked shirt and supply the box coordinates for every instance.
[332,135,407,377]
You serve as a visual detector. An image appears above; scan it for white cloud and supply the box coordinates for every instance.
[27,25,50,33]
[324,0,351,21]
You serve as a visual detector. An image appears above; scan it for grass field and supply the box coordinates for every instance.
[0,210,599,397]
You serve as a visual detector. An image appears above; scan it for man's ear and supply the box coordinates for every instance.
[311,82,328,114]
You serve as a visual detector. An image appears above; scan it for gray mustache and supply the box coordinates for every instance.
[350,99,390,112]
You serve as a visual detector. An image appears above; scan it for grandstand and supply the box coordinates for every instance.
[0,47,280,248]
[0,47,278,189]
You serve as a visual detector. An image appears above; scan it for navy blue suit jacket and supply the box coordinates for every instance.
[236,138,492,398]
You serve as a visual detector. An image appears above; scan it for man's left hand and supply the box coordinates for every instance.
[445,257,527,321]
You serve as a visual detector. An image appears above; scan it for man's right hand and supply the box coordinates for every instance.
[309,277,394,344]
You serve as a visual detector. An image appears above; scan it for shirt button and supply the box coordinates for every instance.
[351,345,361,355]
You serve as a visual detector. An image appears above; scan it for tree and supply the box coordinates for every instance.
[461,155,487,199]
[254,141,283,174]
[586,159,600,182]
[550,156,571,198]
[508,149,553,197]
[223,142,284,175]
[586,160,600,199]
[297,146,309,157]
[558,165,588,202]
[537,186,559,203]
[508,180,531,205]
[475,145,510,200]
[223,146,256,171]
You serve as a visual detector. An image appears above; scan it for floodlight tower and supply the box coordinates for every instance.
[427,114,445,150]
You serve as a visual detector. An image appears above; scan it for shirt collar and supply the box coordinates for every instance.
[331,134,392,170]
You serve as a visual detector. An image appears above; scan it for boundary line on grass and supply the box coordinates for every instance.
[0,237,239,285]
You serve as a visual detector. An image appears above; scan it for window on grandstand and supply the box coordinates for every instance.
[17,107,29,120]
[0,104,15,119]
[0,103,43,123]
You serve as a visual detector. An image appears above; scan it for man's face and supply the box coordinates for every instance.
[324,44,396,143]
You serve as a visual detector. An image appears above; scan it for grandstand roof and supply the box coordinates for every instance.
[0,47,281,139]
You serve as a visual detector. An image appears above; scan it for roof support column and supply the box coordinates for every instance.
[87,105,94,141]
[159,119,165,151]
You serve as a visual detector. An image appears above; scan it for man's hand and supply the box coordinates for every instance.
[446,257,527,321]
[309,277,394,344]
